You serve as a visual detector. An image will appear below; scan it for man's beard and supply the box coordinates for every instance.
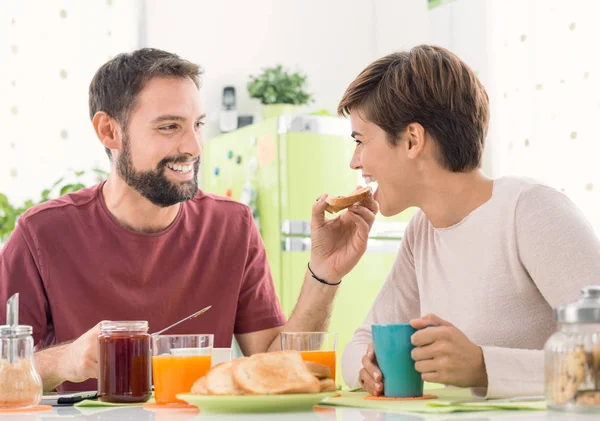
[116,133,199,207]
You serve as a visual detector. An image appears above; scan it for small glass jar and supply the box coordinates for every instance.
[545,286,600,412]
[97,321,152,403]
[0,325,43,408]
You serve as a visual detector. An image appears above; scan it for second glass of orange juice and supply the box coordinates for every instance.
[151,334,213,404]
[280,332,337,382]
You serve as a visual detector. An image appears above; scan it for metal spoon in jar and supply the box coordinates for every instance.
[151,305,212,336]
[6,293,19,364]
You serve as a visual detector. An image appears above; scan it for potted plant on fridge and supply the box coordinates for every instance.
[247,65,313,120]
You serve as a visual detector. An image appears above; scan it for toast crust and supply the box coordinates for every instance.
[325,186,373,213]
[319,378,336,392]
[205,359,247,395]
[232,351,321,395]
[190,375,208,395]
[305,361,331,380]
[190,351,334,396]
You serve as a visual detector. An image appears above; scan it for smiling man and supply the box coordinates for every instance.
[0,48,378,392]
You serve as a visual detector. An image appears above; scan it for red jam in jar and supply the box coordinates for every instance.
[97,321,152,403]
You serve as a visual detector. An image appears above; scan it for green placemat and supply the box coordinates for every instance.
[321,388,546,414]
[430,399,547,410]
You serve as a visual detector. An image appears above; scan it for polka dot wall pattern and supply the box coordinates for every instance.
[1,0,141,206]
[488,0,600,233]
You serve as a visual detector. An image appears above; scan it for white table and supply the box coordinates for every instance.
[9,405,598,420]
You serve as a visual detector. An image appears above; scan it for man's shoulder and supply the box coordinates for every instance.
[188,191,252,217]
[20,184,101,227]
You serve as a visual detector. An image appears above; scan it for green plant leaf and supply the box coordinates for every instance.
[59,183,85,196]
[59,185,73,196]
[51,177,65,189]
[248,65,313,105]
[40,189,51,202]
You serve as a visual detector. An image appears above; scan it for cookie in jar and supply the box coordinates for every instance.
[545,286,600,412]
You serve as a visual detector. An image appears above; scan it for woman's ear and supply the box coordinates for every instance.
[405,122,426,159]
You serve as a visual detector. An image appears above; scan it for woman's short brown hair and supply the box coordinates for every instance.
[338,45,489,172]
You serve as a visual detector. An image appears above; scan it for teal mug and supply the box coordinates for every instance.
[372,324,423,397]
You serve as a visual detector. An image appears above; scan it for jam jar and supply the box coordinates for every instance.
[0,325,43,408]
[545,286,600,412]
[97,321,152,403]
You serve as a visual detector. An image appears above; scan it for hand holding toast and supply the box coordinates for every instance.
[310,186,379,283]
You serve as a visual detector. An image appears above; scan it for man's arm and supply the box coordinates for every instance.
[35,323,101,392]
[0,225,78,391]
[237,194,378,356]
[35,343,71,392]
[236,268,339,355]
[0,226,50,342]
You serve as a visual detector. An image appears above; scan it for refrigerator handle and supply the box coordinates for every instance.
[282,238,401,254]
[282,238,312,252]
[282,220,407,239]
[281,220,311,236]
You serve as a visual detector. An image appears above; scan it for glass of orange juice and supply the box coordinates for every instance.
[280,332,337,382]
[151,334,213,404]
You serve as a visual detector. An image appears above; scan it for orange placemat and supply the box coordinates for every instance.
[365,394,437,401]
[0,405,52,413]
[312,406,337,420]
[143,402,199,412]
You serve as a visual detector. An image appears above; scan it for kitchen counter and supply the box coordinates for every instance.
[9,405,599,420]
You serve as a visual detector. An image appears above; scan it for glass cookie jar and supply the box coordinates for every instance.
[545,286,600,412]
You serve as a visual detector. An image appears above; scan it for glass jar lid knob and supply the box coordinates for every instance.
[556,285,600,323]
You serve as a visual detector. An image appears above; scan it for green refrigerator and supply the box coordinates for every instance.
[202,115,414,386]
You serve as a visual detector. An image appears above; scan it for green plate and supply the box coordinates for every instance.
[176,392,338,413]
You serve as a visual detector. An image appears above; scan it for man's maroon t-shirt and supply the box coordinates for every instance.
[0,182,285,391]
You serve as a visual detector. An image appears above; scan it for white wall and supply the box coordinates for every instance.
[1,0,140,205]
[144,0,429,139]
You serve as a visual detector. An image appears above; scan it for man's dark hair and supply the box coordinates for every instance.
[89,48,203,160]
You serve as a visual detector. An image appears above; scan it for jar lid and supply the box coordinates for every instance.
[0,325,33,337]
[556,286,600,323]
[100,321,149,333]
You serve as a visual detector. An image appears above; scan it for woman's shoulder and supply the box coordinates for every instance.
[496,176,575,215]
